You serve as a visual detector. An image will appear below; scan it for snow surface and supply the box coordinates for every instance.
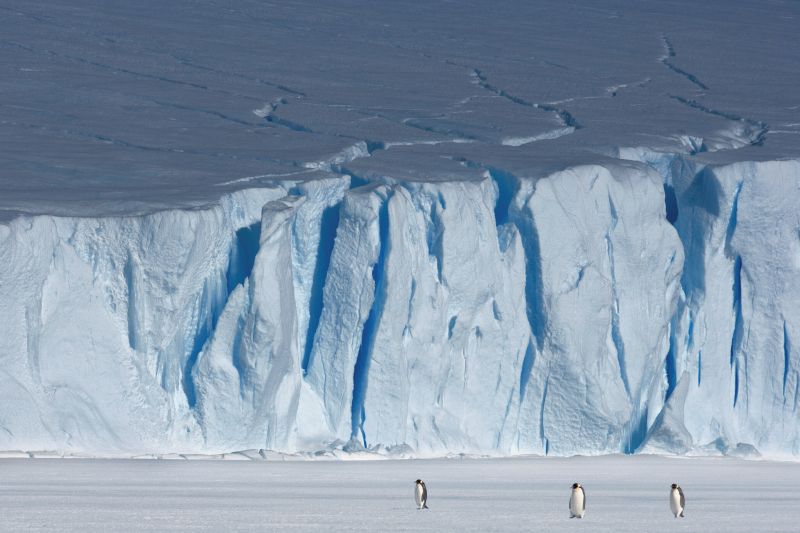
[1,456,799,532]
[1,0,800,457]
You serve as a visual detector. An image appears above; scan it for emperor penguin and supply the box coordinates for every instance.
[569,482,585,518]
[414,479,429,509]
[670,484,685,518]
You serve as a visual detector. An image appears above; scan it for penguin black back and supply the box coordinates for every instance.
[414,479,429,509]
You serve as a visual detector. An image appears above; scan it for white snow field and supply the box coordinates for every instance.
[1,456,799,532]
[2,0,800,458]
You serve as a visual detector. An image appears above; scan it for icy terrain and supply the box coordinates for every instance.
[1,456,800,532]
[1,0,800,457]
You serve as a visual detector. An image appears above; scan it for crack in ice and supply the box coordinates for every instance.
[660,35,709,91]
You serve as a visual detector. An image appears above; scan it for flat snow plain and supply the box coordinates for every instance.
[1,456,797,532]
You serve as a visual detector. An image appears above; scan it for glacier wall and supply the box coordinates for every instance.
[621,153,800,457]
[1,157,798,457]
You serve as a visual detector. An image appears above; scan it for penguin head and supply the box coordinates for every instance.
[416,479,422,485]
[572,482,580,489]
[671,483,678,489]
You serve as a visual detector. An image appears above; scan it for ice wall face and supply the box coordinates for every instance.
[352,180,531,454]
[1,0,798,458]
[0,188,284,452]
[2,159,722,456]
[638,158,800,457]
[515,165,683,455]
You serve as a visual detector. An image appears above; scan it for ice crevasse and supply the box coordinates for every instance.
[1,156,799,458]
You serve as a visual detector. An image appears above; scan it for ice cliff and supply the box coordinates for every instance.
[1,0,799,458]
[2,157,798,457]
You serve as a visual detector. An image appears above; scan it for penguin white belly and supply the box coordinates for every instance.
[415,484,425,509]
[670,491,683,517]
[569,490,585,518]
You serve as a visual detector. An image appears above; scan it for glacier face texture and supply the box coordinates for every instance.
[1,0,800,457]
[3,160,799,457]
[633,158,800,457]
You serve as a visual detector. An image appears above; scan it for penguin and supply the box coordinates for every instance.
[569,482,585,518]
[670,483,685,518]
[414,479,429,510]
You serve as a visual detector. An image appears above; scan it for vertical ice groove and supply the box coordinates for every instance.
[665,322,677,400]
[492,300,502,321]
[496,368,517,449]
[795,378,800,413]
[510,192,547,349]
[301,203,341,374]
[698,351,702,386]
[783,322,790,400]
[184,219,262,408]
[724,181,743,256]
[24,302,42,385]
[663,183,679,224]
[124,253,138,352]
[226,222,261,293]
[489,169,517,227]
[730,256,743,366]
[608,193,619,229]
[540,377,549,454]
[183,271,227,408]
[427,197,445,284]
[228,298,249,392]
[626,407,648,454]
[447,315,457,339]
[490,169,520,253]
[519,340,535,401]
[606,194,629,397]
[402,278,417,336]
[350,193,391,446]
[730,255,743,407]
